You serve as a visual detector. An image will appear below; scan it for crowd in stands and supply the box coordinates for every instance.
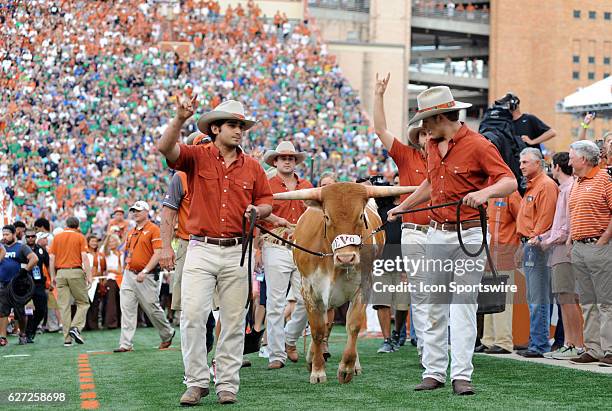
[1,0,392,235]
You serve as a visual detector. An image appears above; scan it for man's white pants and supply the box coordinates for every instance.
[263,244,308,364]
[180,241,248,395]
[421,227,485,383]
[401,228,428,355]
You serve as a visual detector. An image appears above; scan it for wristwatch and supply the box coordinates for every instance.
[141,269,149,274]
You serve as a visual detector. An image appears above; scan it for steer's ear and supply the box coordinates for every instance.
[304,200,323,209]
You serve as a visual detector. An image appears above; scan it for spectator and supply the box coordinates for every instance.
[502,93,557,151]
[85,235,106,330]
[567,140,612,366]
[516,148,559,358]
[538,152,585,360]
[49,217,92,346]
[14,221,26,244]
[101,234,122,329]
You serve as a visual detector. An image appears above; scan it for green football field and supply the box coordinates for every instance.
[1,326,610,410]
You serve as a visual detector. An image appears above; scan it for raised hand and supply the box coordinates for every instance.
[175,92,198,121]
[374,72,390,96]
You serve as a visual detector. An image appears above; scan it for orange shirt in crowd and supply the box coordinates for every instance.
[389,139,429,225]
[569,167,612,240]
[49,228,88,269]
[168,144,273,238]
[125,220,162,273]
[426,124,514,223]
[261,174,313,231]
[516,172,559,239]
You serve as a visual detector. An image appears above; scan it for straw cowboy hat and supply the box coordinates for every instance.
[263,141,308,167]
[197,100,256,137]
[408,86,472,125]
[408,120,426,148]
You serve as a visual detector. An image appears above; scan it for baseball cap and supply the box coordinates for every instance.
[113,207,125,215]
[36,232,50,241]
[129,201,150,212]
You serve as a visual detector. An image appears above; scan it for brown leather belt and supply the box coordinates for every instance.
[573,237,600,244]
[190,235,243,247]
[401,223,430,234]
[429,220,481,232]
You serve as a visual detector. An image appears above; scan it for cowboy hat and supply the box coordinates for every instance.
[408,120,426,148]
[408,86,472,125]
[263,141,308,167]
[197,100,256,137]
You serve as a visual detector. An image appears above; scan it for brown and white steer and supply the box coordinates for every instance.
[274,182,416,384]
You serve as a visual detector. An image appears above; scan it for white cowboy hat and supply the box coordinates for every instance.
[407,120,426,148]
[263,141,308,167]
[197,100,256,137]
[408,86,472,125]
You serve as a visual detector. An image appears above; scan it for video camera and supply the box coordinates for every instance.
[494,92,520,111]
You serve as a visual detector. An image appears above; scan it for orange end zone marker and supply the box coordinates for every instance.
[81,399,100,409]
[80,377,93,383]
[80,392,97,400]
[79,372,93,377]
[80,383,96,391]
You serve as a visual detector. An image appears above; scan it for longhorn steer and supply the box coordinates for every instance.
[273,182,416,384]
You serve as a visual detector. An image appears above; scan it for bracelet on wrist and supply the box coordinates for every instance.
[581,122,590,129]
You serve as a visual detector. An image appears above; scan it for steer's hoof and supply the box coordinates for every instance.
[306,362,312,372]
[354,366,362,376]
[337,368,354,384]
[310,371,327,384]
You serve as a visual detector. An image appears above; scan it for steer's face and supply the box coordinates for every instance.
[318,183,368,268]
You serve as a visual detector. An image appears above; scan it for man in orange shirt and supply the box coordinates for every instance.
[260,141,312,369]
[479,191,521,354]
[114,201,174,353]
[567,140,612,366]
[389,86,517,395]
[374,73,431,356]
[158,97,272,405]
[107,207,129,246]
[516,148,559,357]
[49,217,92,346]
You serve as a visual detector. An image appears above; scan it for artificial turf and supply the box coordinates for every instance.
[1,326,610,410]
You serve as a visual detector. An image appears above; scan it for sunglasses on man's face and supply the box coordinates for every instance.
[26,235,36,238]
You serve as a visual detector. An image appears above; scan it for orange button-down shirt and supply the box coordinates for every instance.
[516,172,559,238]
[261,174,313,231]
[168,143,274,238]
[389,139,429,225]
[569,167,612,240]
[125,221,162,273]
[427,124,514,223]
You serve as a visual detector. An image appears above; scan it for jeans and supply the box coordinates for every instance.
[522,244,552,353]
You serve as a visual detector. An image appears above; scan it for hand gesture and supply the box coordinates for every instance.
[583,112,595,125]
[375,72,390,96]
[175,92,198,121]
[160,246,176,271]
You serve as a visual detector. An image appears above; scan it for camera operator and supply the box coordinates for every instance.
[497,93,557,152]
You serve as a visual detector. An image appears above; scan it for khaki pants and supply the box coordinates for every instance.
[181,241,248,395]
[56,268,90,341]
[263,244,308,364]
[572,242,612,358]
[171,239,189,311]
[119,270,174,349]
[481,270,515,352]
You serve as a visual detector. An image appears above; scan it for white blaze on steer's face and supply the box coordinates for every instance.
[317,184,368,268]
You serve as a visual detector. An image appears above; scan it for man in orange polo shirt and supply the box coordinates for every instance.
[114,201,174,353]
[389,86,517,395]
[516,148,559,357]
[260,141,312,369]
[567,140,612,366]
[49,217,92,346]
[374,73,431,357]
[158,96,273,405]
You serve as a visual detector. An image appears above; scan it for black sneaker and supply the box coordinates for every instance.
[26,336,35,344]
[69,327,84,344]
[18,335,28,345]
[391,330,401,351]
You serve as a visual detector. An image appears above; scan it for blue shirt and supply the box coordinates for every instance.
[0,242,32,283]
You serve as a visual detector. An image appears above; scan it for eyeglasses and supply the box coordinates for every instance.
[26,235,36,238]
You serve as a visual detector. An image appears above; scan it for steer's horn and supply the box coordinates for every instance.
[273,187,323,201]
[366,185,418,198]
